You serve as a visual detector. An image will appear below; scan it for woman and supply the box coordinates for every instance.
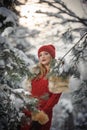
[21,44,61,130]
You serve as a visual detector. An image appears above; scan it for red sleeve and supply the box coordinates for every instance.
[22,109,31,117]
[42,93,61,113]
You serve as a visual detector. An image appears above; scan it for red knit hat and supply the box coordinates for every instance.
[38,44,55,58]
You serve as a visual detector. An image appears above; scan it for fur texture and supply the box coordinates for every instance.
[48,76,69,93]
[31,111,49,125]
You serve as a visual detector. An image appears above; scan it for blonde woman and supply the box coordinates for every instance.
[21,44,62,130]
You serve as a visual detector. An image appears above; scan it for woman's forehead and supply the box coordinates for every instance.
[39,51,49,54]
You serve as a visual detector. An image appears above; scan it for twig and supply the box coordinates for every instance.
[60,32,87,61]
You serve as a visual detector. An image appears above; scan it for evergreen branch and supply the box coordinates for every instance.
[59,32,87,62]
[0,84,39,112]
[0,84,25,103]
[48,32,87,78]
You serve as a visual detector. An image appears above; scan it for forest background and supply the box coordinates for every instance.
[0,0,87,130]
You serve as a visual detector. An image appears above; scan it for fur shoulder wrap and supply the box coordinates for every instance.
[25,65,40,92]
[48,76,69,93]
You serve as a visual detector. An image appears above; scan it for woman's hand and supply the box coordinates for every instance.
[22,109,31,117]
[21,115,28,126]
[31,110,49,125]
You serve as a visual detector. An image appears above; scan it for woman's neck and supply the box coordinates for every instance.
[45,64,50,73]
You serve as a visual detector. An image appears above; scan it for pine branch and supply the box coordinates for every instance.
[59,32,87,61]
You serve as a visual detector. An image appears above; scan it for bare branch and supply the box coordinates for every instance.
[39,0,87,26]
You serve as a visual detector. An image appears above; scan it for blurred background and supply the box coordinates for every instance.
[0,0,87,130]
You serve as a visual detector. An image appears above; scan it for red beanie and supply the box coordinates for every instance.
[38,44,55,58]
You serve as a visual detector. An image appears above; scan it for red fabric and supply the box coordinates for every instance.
[22,109,31,117]
[20,124,30,130]
[38,44,55,58]
[21,76,61,130]
[20,109,31,130]
[31,77,61,130]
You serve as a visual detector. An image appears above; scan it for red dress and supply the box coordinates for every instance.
[21,76,61,130]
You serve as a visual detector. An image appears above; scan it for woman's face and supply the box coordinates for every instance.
[39,51,52,66]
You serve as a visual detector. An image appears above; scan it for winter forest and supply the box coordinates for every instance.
[0,0,87,130]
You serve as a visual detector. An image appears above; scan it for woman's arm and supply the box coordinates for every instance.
[42,93,61,113]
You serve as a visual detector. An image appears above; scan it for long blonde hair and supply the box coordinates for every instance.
[34,63,47,79]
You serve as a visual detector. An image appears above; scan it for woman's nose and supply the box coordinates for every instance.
[41,55,45,58]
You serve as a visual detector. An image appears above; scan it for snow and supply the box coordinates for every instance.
[13,88,31,96]
[59,99,73,113]
[10,93,24,111]
[1,27,15,37]
[0,0,87,129]
[69,76,81,91]
[51,98,73,130]
[0,7,17,26]
[13,48,34,66]
[78,59,87,80]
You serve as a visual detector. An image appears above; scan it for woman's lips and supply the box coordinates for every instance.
[42,59,46,62]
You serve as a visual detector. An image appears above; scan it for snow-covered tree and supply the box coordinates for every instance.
[0,1,87,130]
[49,33,87,130]
[0,35,40,130]
[69,35,87,130]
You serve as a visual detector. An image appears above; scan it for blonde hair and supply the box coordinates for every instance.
[33,56,53,79]
[34,63,47,79]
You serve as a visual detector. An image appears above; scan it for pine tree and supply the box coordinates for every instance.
[70,35,87,130]
[0,35,39,130]
[49,33,87,130]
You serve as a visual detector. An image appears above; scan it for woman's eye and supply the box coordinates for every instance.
[45,52,49,55]
[39,54,42,57]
